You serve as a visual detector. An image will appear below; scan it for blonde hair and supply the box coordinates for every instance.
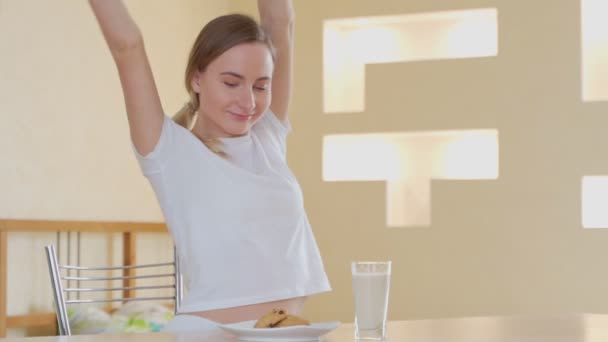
[173,14,275,156]
[173,92,225,155]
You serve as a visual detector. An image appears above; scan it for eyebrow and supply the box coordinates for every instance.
[220,71,271,81]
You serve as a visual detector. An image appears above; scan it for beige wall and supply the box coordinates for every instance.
[289,0,608,323]
[0,0,227,221]
[2,0,608,335]
[0,0,226,337]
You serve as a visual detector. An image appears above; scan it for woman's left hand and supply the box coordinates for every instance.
[258,0,295,123]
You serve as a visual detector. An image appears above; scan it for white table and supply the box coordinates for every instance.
[2,314,608,341]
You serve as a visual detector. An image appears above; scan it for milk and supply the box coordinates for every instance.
[352,272,390,331]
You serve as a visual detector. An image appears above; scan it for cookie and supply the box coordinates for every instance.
[273,315,311,328]
[254,308,288,328]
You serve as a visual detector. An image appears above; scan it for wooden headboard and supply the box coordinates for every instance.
[0,219,168,337]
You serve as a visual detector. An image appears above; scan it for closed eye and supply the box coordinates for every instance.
[224,82,238,88]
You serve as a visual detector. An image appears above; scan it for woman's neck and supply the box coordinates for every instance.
[191,114,224,140]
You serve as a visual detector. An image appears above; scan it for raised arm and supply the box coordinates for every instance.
[89,0,164,156]
[257,0,295,123]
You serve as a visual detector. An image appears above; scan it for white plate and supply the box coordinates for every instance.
[218,319,341,341]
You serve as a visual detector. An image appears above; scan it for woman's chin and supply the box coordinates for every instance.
[224,125,251,137]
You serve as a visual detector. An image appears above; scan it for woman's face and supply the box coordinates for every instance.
[192,42,274,138]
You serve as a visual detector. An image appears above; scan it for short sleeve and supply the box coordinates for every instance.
[252,110,292,157]
[132,116,180,175]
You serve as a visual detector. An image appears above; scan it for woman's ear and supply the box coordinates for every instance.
[191,70,203,93]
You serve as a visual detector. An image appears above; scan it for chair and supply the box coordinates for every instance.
[45,244,183,335]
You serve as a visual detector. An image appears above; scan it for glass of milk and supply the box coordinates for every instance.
[351,261,391,340]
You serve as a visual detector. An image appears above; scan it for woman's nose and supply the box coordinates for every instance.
[238,88,256,113]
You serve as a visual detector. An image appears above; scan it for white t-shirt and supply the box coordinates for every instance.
[133,111,332,313]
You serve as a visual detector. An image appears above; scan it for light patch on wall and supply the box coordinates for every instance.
[581,0,608,102]
[323,8,498,113]
[582,176,608,228]
[323,130,499,226]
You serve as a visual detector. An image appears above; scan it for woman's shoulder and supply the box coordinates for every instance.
[133,115,211,173]
[253,110,291,137]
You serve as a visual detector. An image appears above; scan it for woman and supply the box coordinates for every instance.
[88,0,331,332]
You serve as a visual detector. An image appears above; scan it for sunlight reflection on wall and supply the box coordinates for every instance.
[323,8,498,113]
[581,0,608,102]
[323,131,498,226]
[322,9,499,227]
[581,0,608,228]
[582,176,608,228]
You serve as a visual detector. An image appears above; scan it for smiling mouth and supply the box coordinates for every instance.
[229,112,254,119]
